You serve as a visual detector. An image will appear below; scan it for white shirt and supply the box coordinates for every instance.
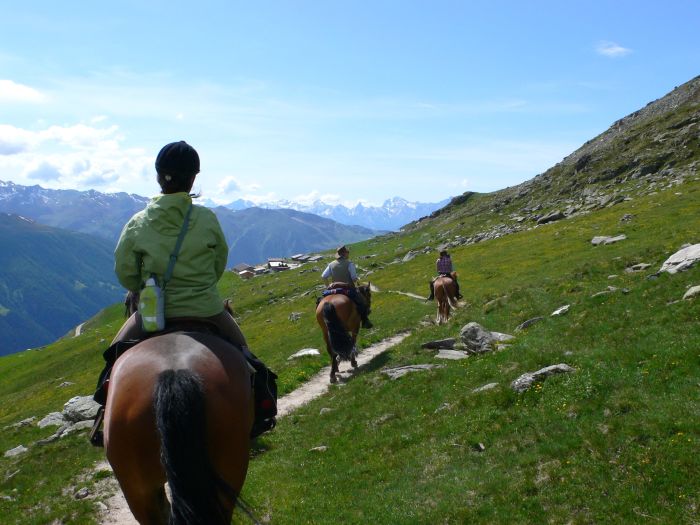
[322,261,358,281]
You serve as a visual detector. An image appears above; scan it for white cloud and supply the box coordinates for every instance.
[26,161,62,181]
[0,124,35,155]
[218,176,242,194]
[39,124,121,150]
[0,79,46,103]
[0,121,153,193]
[596,41,632,58]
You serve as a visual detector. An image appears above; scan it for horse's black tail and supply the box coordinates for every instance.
[154,369,235,525]
[322,302,354,360]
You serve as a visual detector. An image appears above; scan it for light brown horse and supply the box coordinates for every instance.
[315,284,372,383]
[434,275,458,324]
[104,331,254,525]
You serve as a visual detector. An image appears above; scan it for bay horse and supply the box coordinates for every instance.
[315,284,372,383]
[434,274,458,324]
[103,329,254,525]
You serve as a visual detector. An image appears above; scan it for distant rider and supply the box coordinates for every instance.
[427,249,462,300]
[321,245,373,328]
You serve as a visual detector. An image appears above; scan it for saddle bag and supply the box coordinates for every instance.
[243,348,279,439]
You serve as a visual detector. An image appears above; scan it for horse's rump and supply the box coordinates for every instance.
[321,300,355,359]
[105,332,253,525]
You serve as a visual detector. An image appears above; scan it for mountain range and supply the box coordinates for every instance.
[0,181,442,264]
[224,196,449,231]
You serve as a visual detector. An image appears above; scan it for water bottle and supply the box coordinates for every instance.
[139,275,165,332]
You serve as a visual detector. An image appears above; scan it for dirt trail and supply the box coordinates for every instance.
[96,331,411,524]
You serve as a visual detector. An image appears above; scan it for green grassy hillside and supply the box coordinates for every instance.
[1,175,698,524]
[1,77,699,524]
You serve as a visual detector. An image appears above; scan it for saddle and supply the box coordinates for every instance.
[93,319,277,440]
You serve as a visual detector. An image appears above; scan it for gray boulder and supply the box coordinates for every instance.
[537,210,565,225]
[63,396,101,423]
[402,250,419,262]
[659,244,700,274]
[459,322,514,353]
[511,364,576,393]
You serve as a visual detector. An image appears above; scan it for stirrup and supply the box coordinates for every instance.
[89,406,105,447]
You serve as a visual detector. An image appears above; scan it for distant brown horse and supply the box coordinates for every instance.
[434,274,458,324]
[104,331,254,525]
[315,284,372,383]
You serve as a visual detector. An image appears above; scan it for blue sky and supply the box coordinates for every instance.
[0,1,698,206]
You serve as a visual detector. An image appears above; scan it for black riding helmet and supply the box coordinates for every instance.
[155,141,200,177]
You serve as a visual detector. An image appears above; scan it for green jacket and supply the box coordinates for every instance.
[114,193,228,318]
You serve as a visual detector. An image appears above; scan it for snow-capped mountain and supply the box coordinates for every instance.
[0,180,149,241]
[224,196,450,231]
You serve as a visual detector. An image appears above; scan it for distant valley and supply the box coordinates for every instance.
[0,213,122,355]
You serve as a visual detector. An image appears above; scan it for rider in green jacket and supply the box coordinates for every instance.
[91,141,276,445]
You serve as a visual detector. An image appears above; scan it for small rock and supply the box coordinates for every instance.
[57,382,75,388]
[511,364,576,393]
[38,412,66,428]
[625,263,652,273]
[319,408,333,415]
[4,445,28,458]
[309,446,328,453]
[288,312,303,322]
[36,434,61,446]
[472,383,499,393]
[591,234,627,246]
[61,421,93,437]
[551,305,570,316]
[473,442,486,452]
[683,285,700,300]
[435,350,469,360]
[515,317,544,331]
[420,338,456,350]
[382,364,445,380]
[434,403,451,413]
[8,417,36,429]
[74,487,90,500]
[288,348,321,360]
